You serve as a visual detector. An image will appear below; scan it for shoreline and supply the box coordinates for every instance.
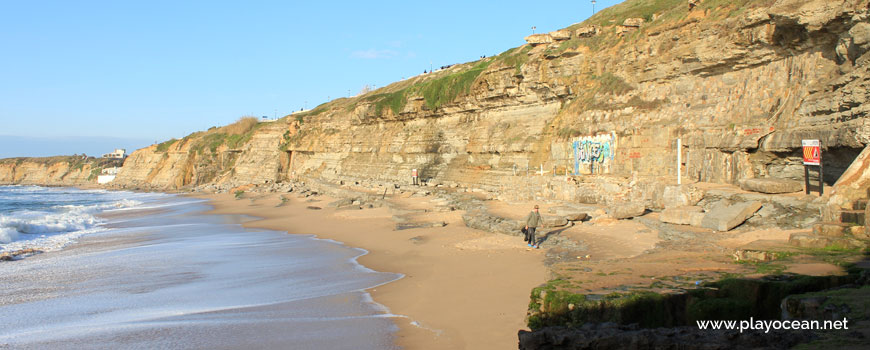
[195,191,549,349]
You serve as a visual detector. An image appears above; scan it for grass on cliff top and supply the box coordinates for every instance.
[578,0,772,28]
[582,0,684,26]
[551,0,778,54]
[156,138,179,153]
[360,59,494,115]
[185,117,266,154]
[493,45,534,74]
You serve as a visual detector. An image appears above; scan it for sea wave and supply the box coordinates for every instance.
[0,196,143,251]
[0,227,19,244]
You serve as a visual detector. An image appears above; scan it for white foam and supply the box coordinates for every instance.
[0,227,19,244]
[0,189,152,252]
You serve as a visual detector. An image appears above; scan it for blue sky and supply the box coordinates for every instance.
[0,0,624,158]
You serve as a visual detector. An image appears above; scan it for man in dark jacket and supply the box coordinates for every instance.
[524,204,542,248]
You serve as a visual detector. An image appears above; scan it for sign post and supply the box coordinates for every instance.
[412,169,418,186]
[802,139,823,195]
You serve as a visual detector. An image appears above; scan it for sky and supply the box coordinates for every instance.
[0,0,624,158]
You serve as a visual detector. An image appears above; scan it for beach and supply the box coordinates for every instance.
[0,188,401,349]
[200,191,549,350]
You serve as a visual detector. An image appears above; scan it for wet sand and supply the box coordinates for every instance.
[199,192,549,350]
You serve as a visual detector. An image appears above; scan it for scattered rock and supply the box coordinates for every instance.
[462,209,523,236]
[306,206,322,210]
[565,213,589,221]
[575,25,599,38]
[549,30,572,41]
[542,215,569,227]
[781,296,828,320]
[0,248,43,262]
[547,206,590,221]
[739,178,803,194]
[662,185,704,209]
[525,34,554,45]
[607,202,646,220]
[789,233,833,248]
[660,206,705,226]
[396,222,447,230]
[852,225,869,239]
[409,236,427,244]
[701,201,762,231]
[733,249,777,262]
[328,198,355,208]
[812,222,850,237]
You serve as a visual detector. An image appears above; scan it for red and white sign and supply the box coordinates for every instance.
[802,139,821,166]
[412,169,418,177]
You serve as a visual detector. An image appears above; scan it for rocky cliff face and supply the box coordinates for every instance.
[108,119,290,190]
[0,156,121,186]
[276,0,869,205]
[6,0,868,208]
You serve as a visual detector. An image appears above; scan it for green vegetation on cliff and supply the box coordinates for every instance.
[361,59,494,116]
[156,138,179,152]
[179,117,264,154]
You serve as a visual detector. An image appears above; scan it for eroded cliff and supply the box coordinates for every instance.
[7,0,870,208]
[0,156,122,186]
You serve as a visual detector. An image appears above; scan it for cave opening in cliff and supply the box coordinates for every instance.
[750,146,863,186]
[822,146,864,185]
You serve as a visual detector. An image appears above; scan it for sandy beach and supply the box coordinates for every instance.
[200,191,549,350]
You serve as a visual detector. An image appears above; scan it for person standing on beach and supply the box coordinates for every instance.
[524,205,542,249]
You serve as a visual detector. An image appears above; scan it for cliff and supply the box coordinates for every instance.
[0,156,122,186]
[5,0,870,208]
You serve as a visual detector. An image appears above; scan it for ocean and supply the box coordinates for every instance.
[0,186,401,349]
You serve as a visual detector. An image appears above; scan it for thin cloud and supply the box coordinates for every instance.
[351,49,399,59]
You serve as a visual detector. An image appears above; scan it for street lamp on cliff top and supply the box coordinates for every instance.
[591,0,597,14]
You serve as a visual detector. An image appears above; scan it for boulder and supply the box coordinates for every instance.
[660,206,705,226]
[739,178,803,194]
[701,201,762,231]
[607,202,646,219]
[462,210,523,235]
[781,296,829,320]
[575,25,599,37]
[662,185,704,208]
[851,225,868,239]
[328,198,355,207]
[524,34,554,45]
[542,215,569,227]
[549,30,572,41]
[812,222,850,237]
[565,212,589,222]
[547,206,590,221]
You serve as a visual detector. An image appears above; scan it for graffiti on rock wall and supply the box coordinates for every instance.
[573,133,616,174]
